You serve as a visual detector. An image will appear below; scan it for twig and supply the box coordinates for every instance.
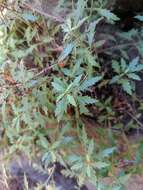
[127,111,143,128]
[32,62,57,79]
[22,2,64,23]
[96,40,143,54]
[44,164,56,185]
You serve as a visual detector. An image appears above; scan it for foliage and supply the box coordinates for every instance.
[0,0,143,189]
[110,57,143,95]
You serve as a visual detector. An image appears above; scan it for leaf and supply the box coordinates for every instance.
[118,174,131,185]
[68,154,81,163]
[134,15,143,21]
[55,98,67,121]
[134,64,143,72]
[73,74,82,86]
[57,83,73,102]
[79,104,90,115]
[95,40,106,48]
[127,73,141,80]
[86,165,91,177]
[73,0,87,23]
[122,80,132,95]
[110,75,120,84]
[86,49,100,68]
[80,76,102,91]
[128,57,139,72]
[52,78,66,92]
[77,96,97,105]
[87,19,102,47]
[100,147,117,158]
[96,8,119,22]
[112,60,121,73]
[71,162,83,171]
[22,12,38,22]
[88,140,94,155]
[67,94,77,107]
[72,17,88,31]
[94,161,109,169]
[58,42,75,62]
[40,137,49,149]
[121,58,127,71]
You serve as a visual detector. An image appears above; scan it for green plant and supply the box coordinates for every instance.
[1,0,143,189]
[110,57,143,95]
[52,75,102,121]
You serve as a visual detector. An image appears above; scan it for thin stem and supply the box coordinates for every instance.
[127,111,143,128]
[96,40,143,54]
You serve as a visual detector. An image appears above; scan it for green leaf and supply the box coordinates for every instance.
[95,40,106,48]
[127,73,141,80]
[94,161,109,169]
[110,75,120,84]
[71,162,83,171]
[134,15,143,21]
[40,137,49,149]
[87,19,102,47]
[80,76,102,91]
[121,58,127,71]
[73,0,87,23]
[112,60,121,73]
[128,57,139,72]
[58,42,75,62]
[79,104,90,115]
[86,165,91,177]
[77,96,97,105]
[52,78,66,92]
[72,17,88,31]
[22,12,38,22]
[96,8,119,22]
[68,154,81,163]
[88,140,94,155]
[122,80,132,95]
[67,94,77,107]
[118,174,131,185]
[55,98,67,121]
[134,64,143,72]
[100,147,117,158]
[73,74,82,86]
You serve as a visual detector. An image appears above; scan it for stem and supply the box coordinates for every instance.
[127,111,143,128]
